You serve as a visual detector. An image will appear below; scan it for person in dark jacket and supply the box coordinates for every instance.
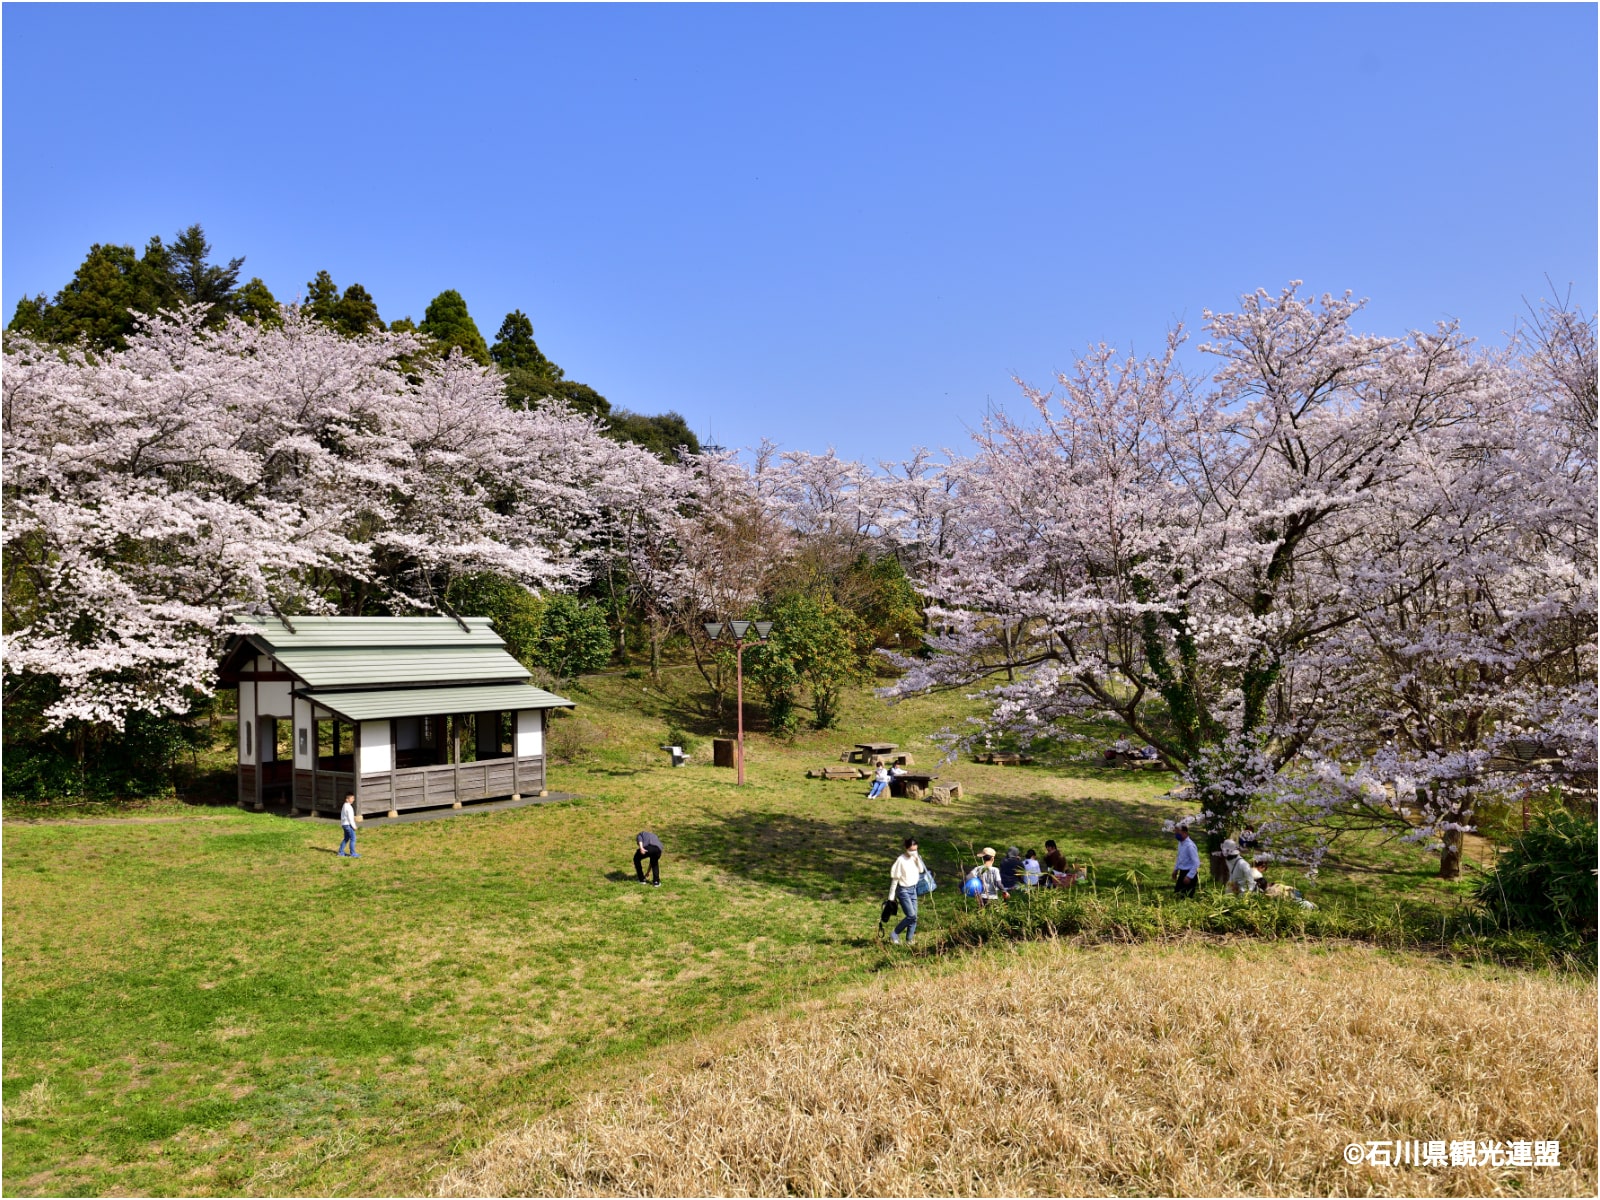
[999,846,1024,890]
[634,830,663,886]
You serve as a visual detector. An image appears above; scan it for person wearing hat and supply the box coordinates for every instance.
[966,847,1007,906]
[1172,824,1199,897]
[1223,838,1256,895]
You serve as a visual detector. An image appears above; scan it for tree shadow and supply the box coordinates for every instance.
[672,788,1189,900]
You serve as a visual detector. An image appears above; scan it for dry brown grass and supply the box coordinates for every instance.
[438,942,1597,1197]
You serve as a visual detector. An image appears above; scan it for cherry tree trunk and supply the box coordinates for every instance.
[1206,831,1230,884]
[1438,828,1464,879]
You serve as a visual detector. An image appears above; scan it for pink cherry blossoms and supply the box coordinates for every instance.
[880,284,1596,874]
[3,306,679,728]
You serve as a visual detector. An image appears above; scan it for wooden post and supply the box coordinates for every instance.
[388,718,399,818]
[538,709,548,795]
[308,714,318,817]
[453,714,462,807]
[351,719,363,819]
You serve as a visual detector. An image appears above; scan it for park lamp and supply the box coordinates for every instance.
[703,620,773,644]
[702,619,773,786]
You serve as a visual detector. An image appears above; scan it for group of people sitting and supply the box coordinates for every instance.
[963,840,1082,903]
[866,762,906,799]
[1105,737,1161,763]
[1173,824,1313,906]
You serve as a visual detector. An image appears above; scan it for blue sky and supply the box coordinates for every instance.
[5,3,1595,459]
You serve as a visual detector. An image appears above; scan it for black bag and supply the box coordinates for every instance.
[879,898,900,925]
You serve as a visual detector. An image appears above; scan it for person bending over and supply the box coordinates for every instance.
[635,830,663,887]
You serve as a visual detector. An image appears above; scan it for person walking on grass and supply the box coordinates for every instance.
[887,837,926,945]
[338,793,359,857]
[1172,824,1199,897]
[635,830,663,887]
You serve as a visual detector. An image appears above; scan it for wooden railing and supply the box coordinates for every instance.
[356,755,546,815]
[257,756,546,815]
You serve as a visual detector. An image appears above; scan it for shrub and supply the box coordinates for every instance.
[1474,810,1598,938]
[932,881,1592,970]
[665,726,698,753]
[535,595,612,683]
[1,708,205,806]
[547,715,603,763]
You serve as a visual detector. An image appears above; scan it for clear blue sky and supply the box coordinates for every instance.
[5,3,1594,459]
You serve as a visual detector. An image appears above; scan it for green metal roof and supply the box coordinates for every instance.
[270,646,529,689]
[236,615,509,650]
[231,615,531,689]
[308,683,575,722]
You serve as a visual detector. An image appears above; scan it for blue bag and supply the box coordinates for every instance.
[916,868,937,896]
[963,874,984,898]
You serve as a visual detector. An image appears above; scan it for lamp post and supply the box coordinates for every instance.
[704,619,772,785]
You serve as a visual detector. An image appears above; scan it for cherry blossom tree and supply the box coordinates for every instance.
[3,305,674,734]
[884,284,1595,878]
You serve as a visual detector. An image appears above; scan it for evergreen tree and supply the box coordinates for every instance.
[489,308,611,414]
[336,283,382,336]
[7,295,53,341]
[302,272,383,336]
[8,238,183,350]
[606,410,700,460]
[490,309,553,374]
[167,224,244,324]
[389,316,417,334]
[419,289,490,364]
[546,379,612,420]
[235,277,280,326]
[304,270,342,326]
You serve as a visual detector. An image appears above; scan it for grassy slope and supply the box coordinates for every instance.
[0,669,1512,1195]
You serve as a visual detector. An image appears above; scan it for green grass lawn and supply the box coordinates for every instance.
[1,671,1500,1196]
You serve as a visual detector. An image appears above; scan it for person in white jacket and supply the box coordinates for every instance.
[867,763,892,800]
[887,837,926,944]
[338,793,360,857]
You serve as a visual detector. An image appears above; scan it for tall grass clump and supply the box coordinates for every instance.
[935,881,1593,969]
[1474,810,1599,939]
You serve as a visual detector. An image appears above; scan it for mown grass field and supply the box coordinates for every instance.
[2,670,1578,1196]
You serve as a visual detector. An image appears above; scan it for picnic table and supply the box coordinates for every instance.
[846,742,898,764]
[890,772,936,800]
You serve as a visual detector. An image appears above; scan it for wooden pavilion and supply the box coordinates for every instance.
[219,616,574,818]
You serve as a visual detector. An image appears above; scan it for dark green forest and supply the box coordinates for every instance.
[6,223,700,460]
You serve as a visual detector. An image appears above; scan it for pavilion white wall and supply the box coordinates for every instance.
[359,720,393,774]
[238,679,257,762]
[293,698,314,769]
[516,708,544,757]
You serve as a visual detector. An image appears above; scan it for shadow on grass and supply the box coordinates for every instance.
[673,788,1190,899]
